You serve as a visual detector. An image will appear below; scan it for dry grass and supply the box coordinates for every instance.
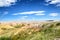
[0,21,60,40]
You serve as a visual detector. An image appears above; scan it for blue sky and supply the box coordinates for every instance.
[0,0,60,22]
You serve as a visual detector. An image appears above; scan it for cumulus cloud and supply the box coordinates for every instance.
[0,0,17,7]
[45,0,60,7]
[12,11,45,15]
[49,13,58,17]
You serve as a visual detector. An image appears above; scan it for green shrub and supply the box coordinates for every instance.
[56,22,60,26]
[14,24,25,28]
[0,37,11,40]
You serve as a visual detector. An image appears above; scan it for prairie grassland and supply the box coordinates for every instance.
[0,21,60,40]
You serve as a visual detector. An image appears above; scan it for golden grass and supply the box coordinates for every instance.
[0,21,60,40]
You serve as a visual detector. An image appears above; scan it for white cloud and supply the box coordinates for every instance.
[12,11,45,15]
[12,13,19,15]
[35,13,45,16]
[50,0,60,4]
[0,0,17,7]
[19,11,45,14]
[45,0,60,7]
[49,13,58,17]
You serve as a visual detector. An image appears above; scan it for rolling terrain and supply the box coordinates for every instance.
[0,21,60,40]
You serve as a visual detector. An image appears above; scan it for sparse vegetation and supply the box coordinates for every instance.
[0,21,60,40]
[14,24,25,28]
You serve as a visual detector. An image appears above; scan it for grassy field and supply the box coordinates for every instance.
[0,21,60,40]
